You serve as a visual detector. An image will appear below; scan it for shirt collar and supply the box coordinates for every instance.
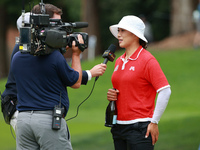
[120,46,143,61]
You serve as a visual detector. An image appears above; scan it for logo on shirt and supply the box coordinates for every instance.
[114,65,119,71]
[129,66,135,71]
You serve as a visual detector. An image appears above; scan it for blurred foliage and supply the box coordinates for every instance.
[0,0,81,26]
[2,0,170,51]
[99,0,170,48]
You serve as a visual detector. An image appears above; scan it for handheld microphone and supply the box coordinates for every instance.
[102,44,116,64]
[95,44,116,81]
[66,44,116,121]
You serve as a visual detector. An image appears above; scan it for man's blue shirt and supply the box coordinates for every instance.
[1,44,19,98]
[11,50,79,116]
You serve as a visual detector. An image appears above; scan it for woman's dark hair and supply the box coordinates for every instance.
[139,39,147,49]
[32,3,63,18]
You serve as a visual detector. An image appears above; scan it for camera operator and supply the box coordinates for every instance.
[1,4,106,131]
[1,3,106,150]
[11,30,82,150]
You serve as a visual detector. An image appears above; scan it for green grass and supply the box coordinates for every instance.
[0,48,200,150]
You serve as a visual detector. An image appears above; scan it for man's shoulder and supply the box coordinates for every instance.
[49,50,64,57]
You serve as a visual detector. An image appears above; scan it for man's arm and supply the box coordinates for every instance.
[81,64,107,85]
[70,35,83,89]
[82,71,89,85]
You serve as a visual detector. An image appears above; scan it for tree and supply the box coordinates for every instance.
[171,0,197,35]
[81,0,101,60]
[0,4,8,78]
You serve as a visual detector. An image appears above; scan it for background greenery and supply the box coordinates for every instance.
[1,0,170,50]
[99,0,170,47]
[1,48,200,150]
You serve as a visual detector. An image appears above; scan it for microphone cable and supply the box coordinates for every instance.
[66,44,116,121]
[10,125,16,140]
[66,78,97,121]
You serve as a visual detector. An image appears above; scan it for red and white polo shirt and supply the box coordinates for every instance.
[111,46,170,124]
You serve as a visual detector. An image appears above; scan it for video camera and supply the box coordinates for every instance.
[19,1,89,56]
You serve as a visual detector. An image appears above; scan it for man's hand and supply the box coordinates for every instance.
[90,64,107,77]
[70,34,84,89]
[65,34,84,55]
[145,122,159,145]
[71,34,83,55]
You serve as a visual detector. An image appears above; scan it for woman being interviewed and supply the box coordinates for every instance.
[107,15,171,150]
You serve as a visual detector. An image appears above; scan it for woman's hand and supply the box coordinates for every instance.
[145,123,159,145]
[107,88,119,101]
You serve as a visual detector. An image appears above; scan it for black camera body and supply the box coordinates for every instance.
[19,6,88,56]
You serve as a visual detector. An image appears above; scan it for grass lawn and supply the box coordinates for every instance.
[0,48,200,150]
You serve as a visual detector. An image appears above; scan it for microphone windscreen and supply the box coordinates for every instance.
[73,22,88,28]
[108,44,116,53]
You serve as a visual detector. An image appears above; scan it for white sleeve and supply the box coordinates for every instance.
[86,70,92,81]
[151,87,171,124]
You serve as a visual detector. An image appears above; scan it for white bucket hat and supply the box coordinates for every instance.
[109,15,148,43]
[16,12,31,31]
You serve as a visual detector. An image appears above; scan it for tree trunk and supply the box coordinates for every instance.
[0,6,8,78]
[171,0,195,35]
[81,0,101,60]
